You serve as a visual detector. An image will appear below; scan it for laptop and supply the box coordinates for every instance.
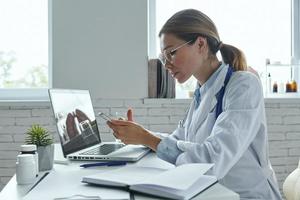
[48,89,150,162]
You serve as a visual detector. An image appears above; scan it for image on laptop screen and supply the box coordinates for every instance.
[49,89,101,156]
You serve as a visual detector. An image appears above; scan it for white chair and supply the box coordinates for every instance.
[283,159,300,200]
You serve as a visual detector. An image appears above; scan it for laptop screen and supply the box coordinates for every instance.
[49,89,101,157]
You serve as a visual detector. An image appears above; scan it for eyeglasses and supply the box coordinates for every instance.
[159,40,193,66]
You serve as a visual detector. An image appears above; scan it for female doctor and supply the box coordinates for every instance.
[107,9,282,199]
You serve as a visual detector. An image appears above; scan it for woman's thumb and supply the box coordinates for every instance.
[127,108,133,121]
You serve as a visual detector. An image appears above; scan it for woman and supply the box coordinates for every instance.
[107,9,282,199]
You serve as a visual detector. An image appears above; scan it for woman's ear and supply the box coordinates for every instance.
[196,36,207,53]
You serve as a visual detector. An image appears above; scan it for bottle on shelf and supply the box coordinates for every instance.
[286,81,292,93]
[291,80,298,92]
[267,73,272,93]
[272,81,278,93]
[278,82,285,93]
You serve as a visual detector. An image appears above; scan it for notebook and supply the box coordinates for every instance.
[82,163,217,200]
[48,89,150,162]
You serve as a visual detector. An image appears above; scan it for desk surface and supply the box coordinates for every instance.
[0,152,239,200]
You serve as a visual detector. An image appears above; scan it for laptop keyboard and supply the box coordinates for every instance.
[80,144,125,155]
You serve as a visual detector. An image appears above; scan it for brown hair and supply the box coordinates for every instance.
[159,9,247,71]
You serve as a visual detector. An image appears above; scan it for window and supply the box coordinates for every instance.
[151,0,292,98]
[0,0,49,100]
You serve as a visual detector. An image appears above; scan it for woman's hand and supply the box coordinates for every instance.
[107,120,146,144]
[107,109,161,151]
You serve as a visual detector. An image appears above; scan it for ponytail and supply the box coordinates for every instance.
[219,43,247,71]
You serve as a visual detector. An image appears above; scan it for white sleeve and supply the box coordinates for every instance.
[175,72,264,179]
[150,131,170,139]
[151,121,186,140]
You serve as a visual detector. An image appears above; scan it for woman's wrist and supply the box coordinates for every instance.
[142,129,161,151]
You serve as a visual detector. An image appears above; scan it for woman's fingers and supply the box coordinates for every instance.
[112,131,119,138]
[107,121,120,135]
[107,121,127,138]
[110,119,133,126]
[107,119,144,145]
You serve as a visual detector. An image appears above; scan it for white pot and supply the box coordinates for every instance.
[283,159,300,200]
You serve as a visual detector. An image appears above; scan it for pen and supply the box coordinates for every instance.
[80,161,127,168]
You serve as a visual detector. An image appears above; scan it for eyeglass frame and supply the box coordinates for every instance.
[159,40,193,66]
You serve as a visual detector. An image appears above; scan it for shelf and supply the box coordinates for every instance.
[266,63,300,67]
[264,92,300,98]
[265,63,299,97]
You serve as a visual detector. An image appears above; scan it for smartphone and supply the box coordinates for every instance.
[98,112,113,122]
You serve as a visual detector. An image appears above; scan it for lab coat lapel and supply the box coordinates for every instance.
[192,91,217,130]
[189,64,229,136]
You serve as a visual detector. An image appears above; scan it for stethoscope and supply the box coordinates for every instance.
[178,110,189,128]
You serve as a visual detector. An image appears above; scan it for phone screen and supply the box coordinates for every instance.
[98,112,112,122]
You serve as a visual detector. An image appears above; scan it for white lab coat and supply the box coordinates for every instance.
[158,64,282,199]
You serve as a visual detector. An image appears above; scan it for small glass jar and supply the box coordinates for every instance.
[16,154,36,184]
[20,144,39,176]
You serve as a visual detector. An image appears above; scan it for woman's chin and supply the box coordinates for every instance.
[177,79,185,84]
[176,76,189,84]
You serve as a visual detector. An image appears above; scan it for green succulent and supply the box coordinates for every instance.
[25,124,53,146]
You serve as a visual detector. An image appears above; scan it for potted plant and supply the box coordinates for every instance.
[25,124,54,171]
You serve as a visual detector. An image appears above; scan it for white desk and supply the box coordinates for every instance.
[0,152,239,200]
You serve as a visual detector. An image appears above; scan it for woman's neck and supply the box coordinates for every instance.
[194,57,221,86]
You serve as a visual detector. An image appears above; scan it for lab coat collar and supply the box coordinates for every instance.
[194,63,224,109]
[188,63,230,135]
[199,63,224,97]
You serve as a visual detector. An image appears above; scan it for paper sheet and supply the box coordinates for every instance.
[136,163,214,190]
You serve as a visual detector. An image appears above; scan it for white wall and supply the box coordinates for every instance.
[51,0,149,99]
